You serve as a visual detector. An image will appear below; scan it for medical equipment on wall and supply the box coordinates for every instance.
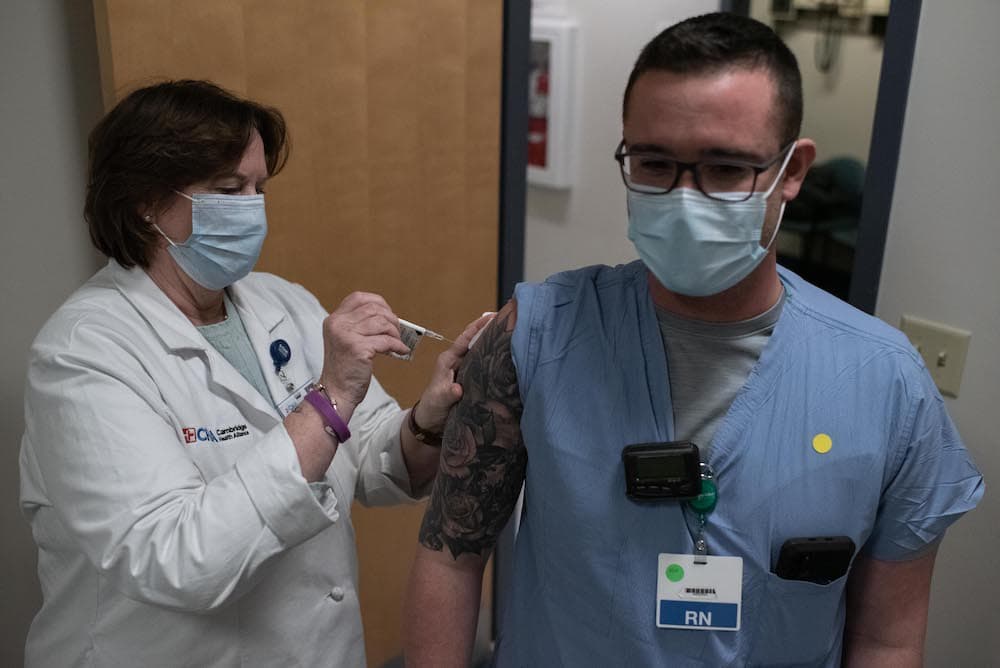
[770,0,890,73]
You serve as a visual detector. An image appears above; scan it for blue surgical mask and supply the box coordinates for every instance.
[153,191,267,290]
[627,148,794,297]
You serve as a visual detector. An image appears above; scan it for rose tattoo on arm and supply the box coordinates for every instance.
[418,302,528,559]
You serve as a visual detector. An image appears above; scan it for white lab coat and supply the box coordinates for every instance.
[20,259,422,667]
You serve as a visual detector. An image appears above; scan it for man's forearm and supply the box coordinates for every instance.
[842,550,937,668]
[842,637,923,668]
[403,547,487,668]
[399,411,441,491]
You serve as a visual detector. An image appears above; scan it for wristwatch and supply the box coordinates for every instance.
[407,401,443,447]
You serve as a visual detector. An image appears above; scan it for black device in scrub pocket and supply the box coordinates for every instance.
[774,536,856,585]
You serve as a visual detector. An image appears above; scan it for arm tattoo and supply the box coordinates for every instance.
[418,304,527,560]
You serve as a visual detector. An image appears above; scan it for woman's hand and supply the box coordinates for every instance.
[411,313,495,434]
[319,292,410,419]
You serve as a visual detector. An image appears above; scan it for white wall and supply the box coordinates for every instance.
[783,27,883,164]
[523,0,716,282]
[875,2,999,664]
[0,3,104,665]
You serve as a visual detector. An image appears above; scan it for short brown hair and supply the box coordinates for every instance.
[85,80,289,268]
[623,13,802,148]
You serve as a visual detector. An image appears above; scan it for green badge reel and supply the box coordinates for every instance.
[687,463,718,515]
[688,462,717,563]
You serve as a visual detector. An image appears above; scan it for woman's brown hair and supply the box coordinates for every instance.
[84,79,289,268]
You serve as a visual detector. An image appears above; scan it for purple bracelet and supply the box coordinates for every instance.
[304,385,351,443]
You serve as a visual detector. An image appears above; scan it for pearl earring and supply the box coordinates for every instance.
[143,214,152,222]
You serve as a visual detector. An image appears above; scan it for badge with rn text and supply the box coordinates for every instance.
[656,553,742,631]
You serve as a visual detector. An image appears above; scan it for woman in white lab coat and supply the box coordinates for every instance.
[19,79,482,667]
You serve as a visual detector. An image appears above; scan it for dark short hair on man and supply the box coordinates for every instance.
[85,79,289,268]
[622,12,802,148]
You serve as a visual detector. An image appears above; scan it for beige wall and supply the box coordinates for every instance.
[751,1,885,164]
[0,2,105,665]
[875,2,999,664]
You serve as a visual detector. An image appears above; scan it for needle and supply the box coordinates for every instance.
[398,317,453,343]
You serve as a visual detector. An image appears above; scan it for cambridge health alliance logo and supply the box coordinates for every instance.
[183,424,250,444]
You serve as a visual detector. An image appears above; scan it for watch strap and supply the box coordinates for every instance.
[407,400,443,447]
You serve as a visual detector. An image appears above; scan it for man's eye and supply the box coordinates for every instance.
[637,158,674,173]
[702,163,749,178]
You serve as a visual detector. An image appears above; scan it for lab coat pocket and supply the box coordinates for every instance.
[747,572,847,666]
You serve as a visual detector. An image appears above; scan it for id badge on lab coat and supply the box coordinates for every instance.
[276,379,314,417]
[656,553,742,631]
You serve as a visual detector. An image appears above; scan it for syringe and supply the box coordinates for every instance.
[398,318,453,343]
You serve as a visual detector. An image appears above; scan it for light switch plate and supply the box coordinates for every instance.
[899,315,972,398]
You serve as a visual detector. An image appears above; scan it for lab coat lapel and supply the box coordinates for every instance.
[110,260,209,352]
[108,261,280,425]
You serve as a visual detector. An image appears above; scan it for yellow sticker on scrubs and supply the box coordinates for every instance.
[812,433,833,454]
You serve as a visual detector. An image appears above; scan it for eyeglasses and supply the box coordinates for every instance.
[614,140,796,203]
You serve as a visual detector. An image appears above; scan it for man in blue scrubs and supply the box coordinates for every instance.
[404,13,983,666]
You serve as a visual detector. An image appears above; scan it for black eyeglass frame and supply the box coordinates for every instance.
[613,139,797,203]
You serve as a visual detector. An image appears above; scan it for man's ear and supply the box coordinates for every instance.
[781,138,817,201]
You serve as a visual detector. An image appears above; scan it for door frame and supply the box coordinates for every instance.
[847,0,921,313]
[497,0,531,307]
[492,0,531,642]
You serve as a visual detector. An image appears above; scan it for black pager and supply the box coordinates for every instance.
[622,441,702,500]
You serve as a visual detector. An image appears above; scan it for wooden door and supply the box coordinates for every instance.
[93,1,502,664]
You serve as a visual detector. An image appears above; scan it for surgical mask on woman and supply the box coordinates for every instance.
[153,191,267,290]
[626,148,794,297]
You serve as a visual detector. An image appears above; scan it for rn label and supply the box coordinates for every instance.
[658,600,739,630]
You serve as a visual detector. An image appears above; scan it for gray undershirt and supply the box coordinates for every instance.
[196,292,273,405]
[655,290,785,451]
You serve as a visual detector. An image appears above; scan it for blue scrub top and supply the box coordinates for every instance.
[498,260,983,667]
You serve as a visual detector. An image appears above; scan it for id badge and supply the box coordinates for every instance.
[276,378,314,417]
[656,553,742,631]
